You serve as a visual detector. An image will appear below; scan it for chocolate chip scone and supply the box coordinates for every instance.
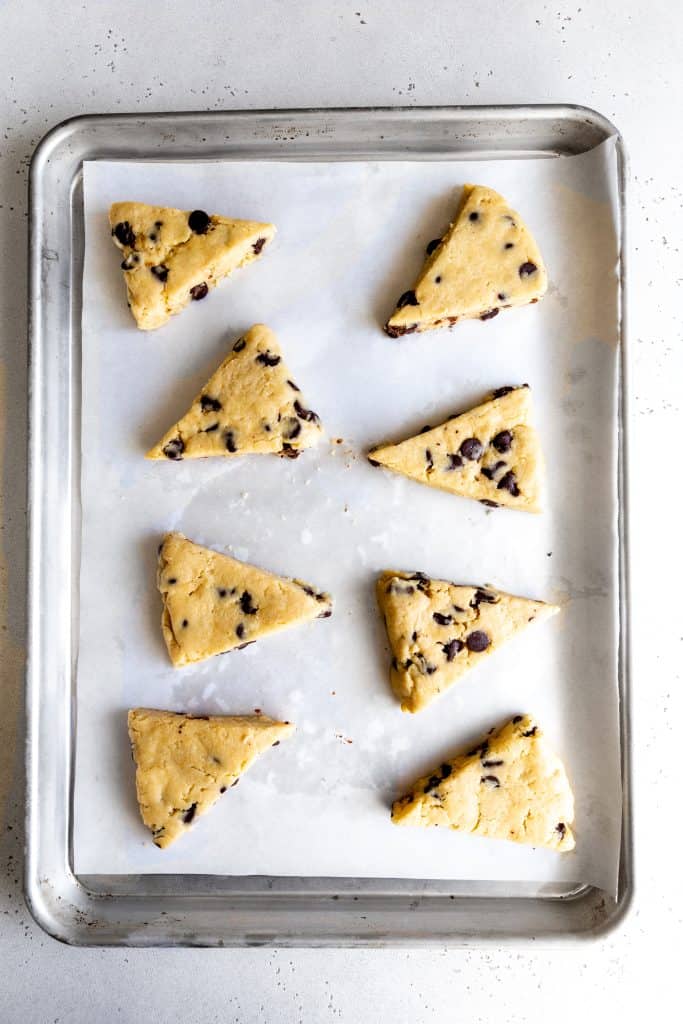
[128,709,294,848]
[384,185,547,337]
[147,324,323,461]
[377,571,559,713]
[368,385,542,512]
[109,202,275,330]
[157,532,333,668]
[392,715,575,852]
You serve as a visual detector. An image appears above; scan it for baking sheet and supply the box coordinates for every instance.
[76,141,621,894]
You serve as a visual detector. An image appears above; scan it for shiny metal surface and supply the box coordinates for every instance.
[26,106,631,946]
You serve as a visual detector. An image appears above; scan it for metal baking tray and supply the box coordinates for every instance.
[26,106,632,946]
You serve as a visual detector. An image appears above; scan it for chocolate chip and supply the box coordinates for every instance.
[519,261,537,278]
[512,716,523,724]
[442,638,464,661]
[467,740,489,758]
[224,430,237,452]
[504,242,514,250]
[368,456,380,467]
[188,209,210,234]
[182,619,188,628]
[439,763,452,780]
[482,759,504,768]
[497,470,520,496]
[120,255,139,270]
[168,577,177,585]
[282,417,301,440]
[236,623,245,639]
[470,589,497,608]
[419,425,432,434]
[280,443,300,459]
[481,461,506,481]
[480,775,500,788]
[162,437,184,461]
[459,437,483,461]
[492,430,513,453]
[263,423,271,432]
[426,238,442,256]
[113,221,135,247]
[287,379,301,392]
[492,385,515,399]
[147,264,169,285]
[203,423,219,433]
[384,323,418,338]
[556,822,566,837]
[396,289,419,309]
[425,448,434,471]
[219,787,227,794]
[446,453,464,470]
[480,499,499,508]
[480,308,499,321]
[434,275,442,284]
[294,399,319,423]
[240,591,258,615]
[453,605,465,613]
[182,803,198,823]
[190,282,209,301]
[412,653,437,675]
[523,726,538,737]
[466,630,490,653]
[411,631,418,642]
[256,351,281,367]
[200,395,222,413]
[252,237,266,255]
[497,292,507,301]
[233,337,246,352]
[468,211,479,222]
[423,774,442,795]
[433,612,452,626]
[217,587,228,598]
[298,582,316,598]
[231,778,240,786]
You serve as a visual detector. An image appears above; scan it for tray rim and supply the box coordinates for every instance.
[25,104,633,947]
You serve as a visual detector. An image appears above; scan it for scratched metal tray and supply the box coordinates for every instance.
[26,106,632,946]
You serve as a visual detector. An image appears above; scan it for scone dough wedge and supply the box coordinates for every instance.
[369,385,542,513]
[392,714,575,852]
[128,708,294,848]
[158,532,333,668]
[109,201,275,330]
[385,184,547,337]
[147,324,323,461]
[377,572,559,713]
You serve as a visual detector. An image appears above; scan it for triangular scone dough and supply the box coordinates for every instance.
[128,708,294,848]
[377,572,559,713]
[392,714,575,852]
[369,385,542,512]
[384,184,547,337]
[158,532,333,667]
[109,201,275,330]
[147,324,323,461]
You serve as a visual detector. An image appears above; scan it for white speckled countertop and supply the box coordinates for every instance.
[0,1,679,1020]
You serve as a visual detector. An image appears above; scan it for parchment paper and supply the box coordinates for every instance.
[77,140,622,894]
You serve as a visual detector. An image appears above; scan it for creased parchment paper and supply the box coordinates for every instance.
[76,140,621,894]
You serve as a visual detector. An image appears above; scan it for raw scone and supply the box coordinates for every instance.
[368,385,542,512]
[384,184,547,337]
[128,708,294,848]
[391,714,575,852]
[147,324,323,461]
[157,532,333,668]
[109,201,275,330]
[377,571,559,713]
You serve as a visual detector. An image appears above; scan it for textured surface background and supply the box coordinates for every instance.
[1,1,678,1020]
